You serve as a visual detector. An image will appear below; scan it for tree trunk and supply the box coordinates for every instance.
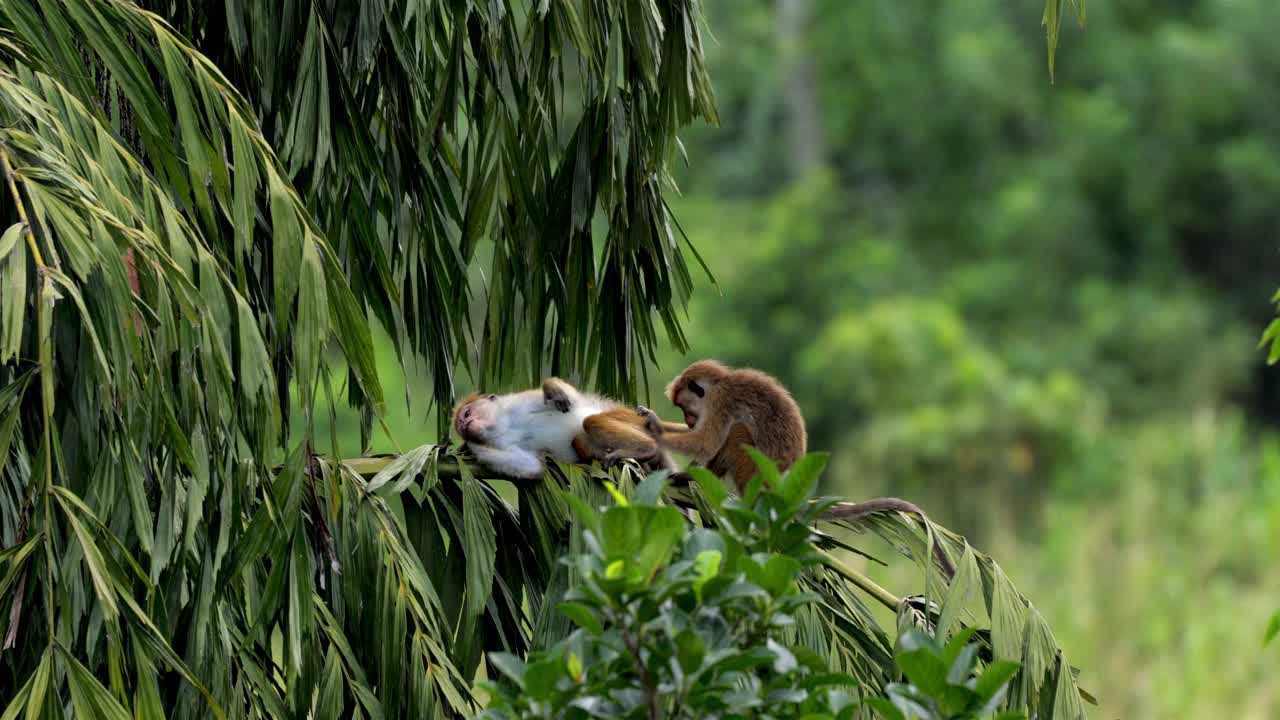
[776,0,824,177]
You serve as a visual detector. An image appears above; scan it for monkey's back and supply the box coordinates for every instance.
[719,368,807,469]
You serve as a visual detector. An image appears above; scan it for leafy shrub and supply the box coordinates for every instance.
[478,455,1023,719]
[870,629,1022,720]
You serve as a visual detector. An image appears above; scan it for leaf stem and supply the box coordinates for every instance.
[0,143,45,269]
[819,548,901,611]
[2,143,58,640]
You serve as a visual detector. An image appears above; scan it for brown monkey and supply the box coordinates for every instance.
[452,378,672,479]
[637,360,807,492]
[636,361,953,576]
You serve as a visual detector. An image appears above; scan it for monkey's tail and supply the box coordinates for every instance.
[819,497,957,580]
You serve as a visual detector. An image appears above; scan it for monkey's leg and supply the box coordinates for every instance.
[583,411,665,466]
[541,377,574,413]
[571,434,595,463]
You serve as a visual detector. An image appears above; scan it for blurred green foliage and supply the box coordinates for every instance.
[643,0,1280,717]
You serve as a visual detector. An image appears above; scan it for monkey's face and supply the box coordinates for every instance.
[453,393,501,443]
[670,375,715,427]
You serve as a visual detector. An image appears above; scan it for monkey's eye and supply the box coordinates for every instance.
[687,381,704,398]
[488,394,497,401]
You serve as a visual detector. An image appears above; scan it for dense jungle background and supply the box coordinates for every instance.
[319,1,1280,717]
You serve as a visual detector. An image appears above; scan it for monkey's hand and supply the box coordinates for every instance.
[542,378,572,413]
[636,406,663,437]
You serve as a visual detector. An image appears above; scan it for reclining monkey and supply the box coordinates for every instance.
[452,378,673,479]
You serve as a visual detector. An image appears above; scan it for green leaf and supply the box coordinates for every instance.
[692,549,721,601]
[0,235,25,363]
[462,474,498,619]
[776,452,829,509]
[1265,610,1280,646]
[0,222,22,260]
[0,532,40,600]
[690,466,728,507]
[936,546,980,639]
[316,647,346,720]
[863,698,906,720]
[318,243,384,413]
[600,504,685,581]
[62,645,132,720]
[976,660,1023,704]
[296,239,329,415]
[131,638,166,720]
[895,631,947,697]
[557,602,603,634]
[58,493,119,621]
[676,629,706,673]
[268,173,303,319]
[743,446,781,494]
[287,524,312,678]
[566,651,583,682]
[21,648,52,720]
[524,657,563,701]
[633,469,670,506]
[487,653,528,688]
[744,554,801,597]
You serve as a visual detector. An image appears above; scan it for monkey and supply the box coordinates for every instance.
[635,361,954,577]
[636,359,807,492]
[451,377,673,479]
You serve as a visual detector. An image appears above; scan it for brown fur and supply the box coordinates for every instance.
[641,359,807,492]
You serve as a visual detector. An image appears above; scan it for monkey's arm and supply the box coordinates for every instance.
[467,444,546,479]
[638,406,734,463]
[632,406,703,434]
[651,419,694,434]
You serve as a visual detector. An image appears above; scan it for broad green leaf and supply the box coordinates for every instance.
[524,657,563,701]
[600,504,684,581]
[316,646,346,720]
[131,637,166,720]
[0,532,40,600]
[976,661,1023,706]
[0,222,22,260]
[557,602,602,634]
[62,645,132,720]
[269,172,303,320]
[486,652,528,688]
[633,469,669,506]
[895,631,947,697]
[689,466,728,507]
[462,474,498,620]
[287,524,312,678]
[58,493,119,621]
[296,239,329,416]
[0,237,25,362]
[777,452,829,509]
[936,546,980,640]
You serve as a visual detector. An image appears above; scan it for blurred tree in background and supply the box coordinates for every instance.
[649,0,1280,717]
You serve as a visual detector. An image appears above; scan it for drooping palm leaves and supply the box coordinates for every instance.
[0,0,715,714]
[0,0,1089,717]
